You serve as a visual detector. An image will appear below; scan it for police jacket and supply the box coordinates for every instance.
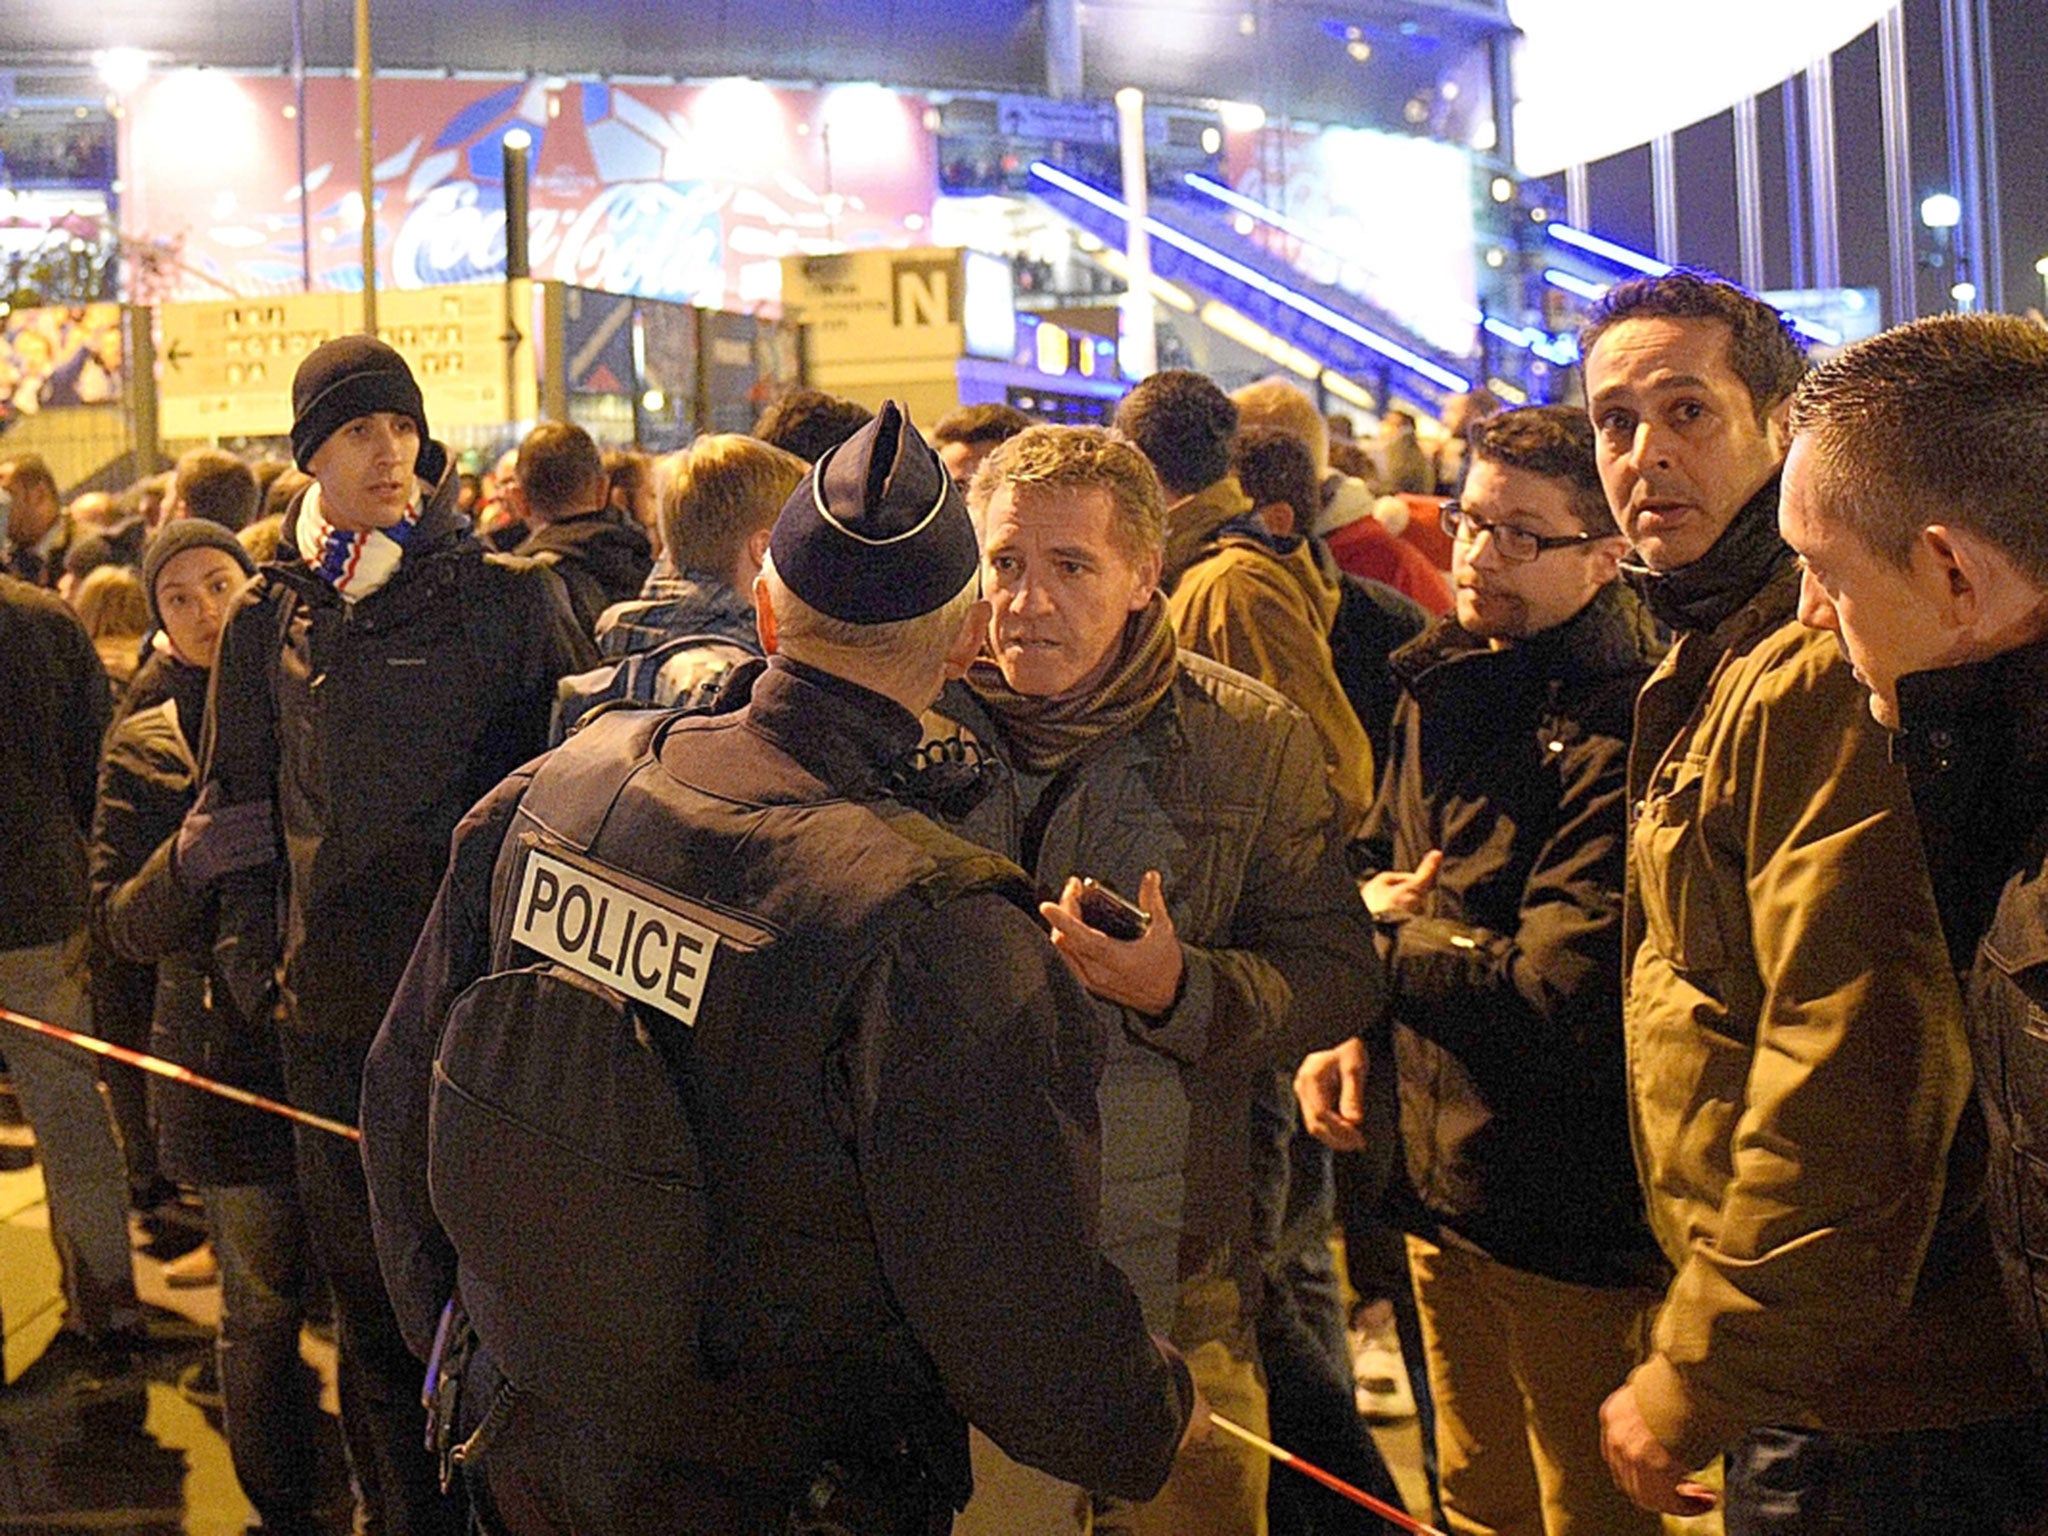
[361,657,1191,1509]
[88,656,294,1187]
[1895,635,2048,1389]
[200,460,597,1046]
[1360,583,1665,1288]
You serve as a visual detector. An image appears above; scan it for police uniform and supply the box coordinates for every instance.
[361,404,1192,1535]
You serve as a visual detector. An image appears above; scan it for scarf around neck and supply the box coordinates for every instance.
[1626,474,1791,635]
[967,593,1180,775]
[295,481,425,603]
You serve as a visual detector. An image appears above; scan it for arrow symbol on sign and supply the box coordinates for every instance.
[501,320,524,351]
[164,340,192,372]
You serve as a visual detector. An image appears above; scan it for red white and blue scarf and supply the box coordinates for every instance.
[294,482,425,603]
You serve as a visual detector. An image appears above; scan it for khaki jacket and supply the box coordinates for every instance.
[1624,562,2040,1464]
[1165,483,1376,840]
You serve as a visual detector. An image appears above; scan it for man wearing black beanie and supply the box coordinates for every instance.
[182,335,595,1536]
[361,401,1200,1534]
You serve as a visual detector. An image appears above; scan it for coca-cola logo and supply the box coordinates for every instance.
[392,180,726,304]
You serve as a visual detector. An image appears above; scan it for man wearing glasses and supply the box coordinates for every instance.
[1296,405,1668,1536]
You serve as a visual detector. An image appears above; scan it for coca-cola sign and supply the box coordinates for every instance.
[119,73,936,310]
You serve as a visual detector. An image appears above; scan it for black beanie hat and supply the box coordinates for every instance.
[143,519,258,627]
[768,401,979,624]
[290,336,447,484]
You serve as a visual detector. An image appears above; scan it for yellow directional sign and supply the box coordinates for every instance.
[158,284,524,441]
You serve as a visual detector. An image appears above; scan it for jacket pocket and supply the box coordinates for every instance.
[1631,758,1728,978]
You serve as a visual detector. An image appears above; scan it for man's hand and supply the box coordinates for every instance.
[1362,848,1443,919]
[1295,1037,1368,1152]
[1599,1381,1717,1516]
[1041,870,1182,1017]
[1154,1334,1213,1451]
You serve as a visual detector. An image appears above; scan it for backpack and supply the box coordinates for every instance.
[549,631,757,744]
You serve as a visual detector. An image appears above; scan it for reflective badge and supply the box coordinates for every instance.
[512,848,719,1026]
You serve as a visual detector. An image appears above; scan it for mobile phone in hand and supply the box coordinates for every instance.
[1077,877,1152,941]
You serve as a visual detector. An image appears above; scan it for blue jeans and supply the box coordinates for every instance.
[1726,1411,2048,1535]
[0,939,141,1340]
[206,1180,321,1530]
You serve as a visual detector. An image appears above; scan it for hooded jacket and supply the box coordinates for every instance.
[1362,582,1666,1288]
[515,507,654,635]
[1164,484,1377,841]
[201,456,598,1048]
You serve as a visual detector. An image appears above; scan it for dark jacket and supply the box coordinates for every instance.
[1894,636,2048,1388]
[551,570,763,744]
[931,654,1382,1351]
[514,507,653,635]
[363,659,1190,1508]
[201,459,598,1049]
[0,574,110,950]
[87,656,294,1187]
[1359,582,1665,1288]
[593,568,759,660]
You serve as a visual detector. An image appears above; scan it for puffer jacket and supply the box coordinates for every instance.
[1167,513,1377,841]
[88,657,294,1187]
[1363,582,1666,1288]
[201,458,598,1048]
[1893,635,2048,1390]
[928,652,1382,1351]
[1622,560,2041,1465]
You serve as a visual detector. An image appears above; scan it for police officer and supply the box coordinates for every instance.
[361,403,1201,1535]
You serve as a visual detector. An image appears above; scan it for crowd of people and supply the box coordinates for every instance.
[2,268,2048,1536]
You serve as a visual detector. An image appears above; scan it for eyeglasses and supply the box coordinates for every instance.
[1439,501,1605,564]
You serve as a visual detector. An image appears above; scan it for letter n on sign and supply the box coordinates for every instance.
[893,258,958,329]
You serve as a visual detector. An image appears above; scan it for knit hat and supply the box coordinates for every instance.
[768,401,979,624]
[142,519,257,627]
[289,336,447,484]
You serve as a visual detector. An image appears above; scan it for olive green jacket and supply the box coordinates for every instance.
[1623,561,2040,1465]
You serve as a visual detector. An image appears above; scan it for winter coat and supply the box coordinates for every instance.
[201,458,598,1049]
[1166,513,1378,841]
[1893,635,2048,1390]
[1622,560,2041,1465]
[1361,583,1665,1288]
[88,657,294,1187]
[514,507,654,636]
[0,574,109,950]
[929,654,1382,1351]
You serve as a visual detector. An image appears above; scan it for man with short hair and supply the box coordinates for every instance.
[552,433,806,740]
[363,403,1198,1533]
[752,387,874,464]
[1297,406,1666,1536]
[937,423,1382,1536]
[929,401,1034,493]
[512,421,653,634]
[1,452,74,586]
[1775,311,2048,1524]
[169,446,260,533]
[195,336,594,1536]
[1581,273,2042,1528]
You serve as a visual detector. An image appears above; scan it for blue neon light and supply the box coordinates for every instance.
[1031,161,1472,393]
[1544,268,1610,302]
[1549,224,1671,276]
[1547,227,1843,347]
